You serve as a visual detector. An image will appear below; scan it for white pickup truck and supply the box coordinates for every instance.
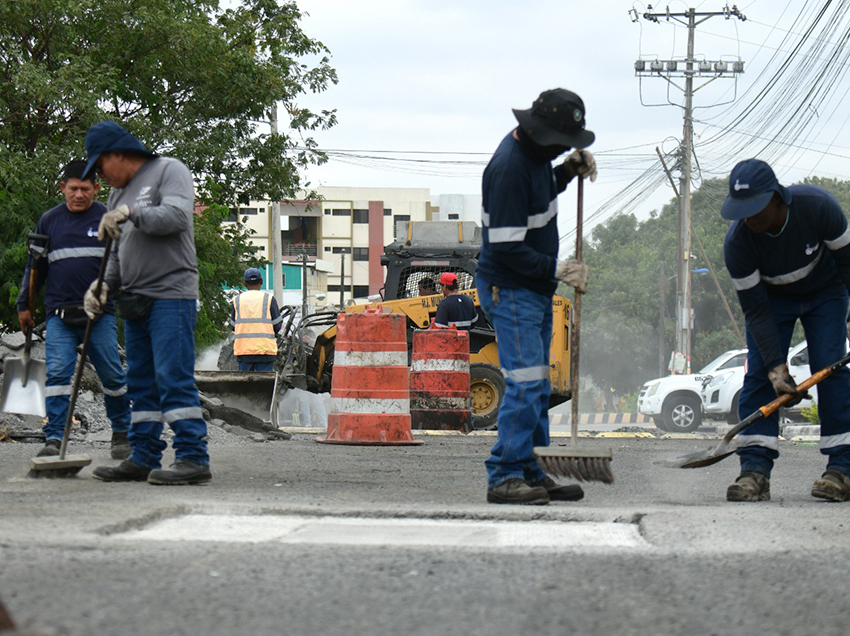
[701,340,829,424]
[638,348,748,432]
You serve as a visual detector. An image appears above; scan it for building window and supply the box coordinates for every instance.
[393,214,411,239]
[353,247,369,261]
[226,208,238,222]
[353,285,370,298]
[448,214,459,220]
[331,208,351,216]
[383,208,392,216]
[353,209,369,224]
[331,247,351,254]
[324,247,332,252]
[239,207,259,215]
[324,209,331,215]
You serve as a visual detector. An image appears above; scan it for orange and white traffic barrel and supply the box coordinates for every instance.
[409,325,472,433]
[316,307,422,445]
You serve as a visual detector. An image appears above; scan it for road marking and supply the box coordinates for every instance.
[115,515,647,550]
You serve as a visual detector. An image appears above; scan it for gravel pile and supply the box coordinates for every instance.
[0,332,283,448]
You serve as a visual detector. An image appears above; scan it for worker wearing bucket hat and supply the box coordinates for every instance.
[476,88,597,505]
[82,120,211,486]
[722,158,850,503]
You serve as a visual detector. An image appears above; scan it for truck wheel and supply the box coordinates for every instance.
[728,392,741,425]
[652,416,669,432]
[661,395,702,433]
[470,363,505,430]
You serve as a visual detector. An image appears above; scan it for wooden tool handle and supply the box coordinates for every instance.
[570,178,584,445]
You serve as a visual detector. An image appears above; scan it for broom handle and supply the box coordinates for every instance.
[570,178,584,447]
[58,236,112,460]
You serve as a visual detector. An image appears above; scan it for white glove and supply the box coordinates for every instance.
[84,280,110,320]
[98,205,130,241]
[556,259,589,293]
[564,149,597,183]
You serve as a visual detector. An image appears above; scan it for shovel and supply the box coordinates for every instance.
[669,350,850,468]
[0,234,49,416]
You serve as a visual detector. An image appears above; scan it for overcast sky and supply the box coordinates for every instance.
[290,1,850,252]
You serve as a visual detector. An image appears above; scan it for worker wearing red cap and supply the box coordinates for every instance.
[434,272,477,330]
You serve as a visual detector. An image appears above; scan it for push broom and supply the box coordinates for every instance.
[534,177,614,484]
[28,237,114,478]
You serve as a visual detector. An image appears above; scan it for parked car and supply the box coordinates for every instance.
[701,340,834,424]
[638,349,748,432]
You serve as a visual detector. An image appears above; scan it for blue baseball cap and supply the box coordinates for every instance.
[244,267,263,283]
[83,121,155,179]
[721,159,791,221]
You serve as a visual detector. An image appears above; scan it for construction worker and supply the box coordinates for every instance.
[418,277,438,296]
[17,160,132,460]
[231,267,282,372]
[434,272,477,330]
[722,158,850,502]
[82,120,211,485]
[476,88,596,505]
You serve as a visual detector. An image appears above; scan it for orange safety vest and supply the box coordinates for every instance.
[232,290,277,356]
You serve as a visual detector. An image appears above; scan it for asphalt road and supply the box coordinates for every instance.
[1,431,849,636]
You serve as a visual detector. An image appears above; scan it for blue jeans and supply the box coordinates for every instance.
[477,274,553,488]
[123,299,208,469]
[237,357,274,372]
[738,286,850,476]
[44,314,130,441]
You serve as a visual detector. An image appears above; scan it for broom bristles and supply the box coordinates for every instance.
[535,454,614,484]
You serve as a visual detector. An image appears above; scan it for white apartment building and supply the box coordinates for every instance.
[227,186,483,305]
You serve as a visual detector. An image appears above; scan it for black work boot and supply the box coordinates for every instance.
[727,471,770,502]
[92,459,151,482]
[487,478,549,505]
[811,469,850,502]
[530,475,584,501]
[147,460,212,486]
[36,439,61,457]
[110,431,131,460]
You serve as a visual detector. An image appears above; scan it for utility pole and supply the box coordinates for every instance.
[633,5,746,373]
[269,103,283,306]
[300,250,308,320]
[339,249,346,307]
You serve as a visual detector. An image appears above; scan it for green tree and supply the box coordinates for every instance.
[0,0,337,345]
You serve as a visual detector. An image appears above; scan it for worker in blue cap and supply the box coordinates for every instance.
[231,267,282,372]
[82,120,211,486]
[721,158,850,503]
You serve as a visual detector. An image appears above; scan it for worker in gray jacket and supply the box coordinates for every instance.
[82,120,211,486]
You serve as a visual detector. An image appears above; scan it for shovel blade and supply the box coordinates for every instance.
[664,442,737,469]
[0,356,47,417]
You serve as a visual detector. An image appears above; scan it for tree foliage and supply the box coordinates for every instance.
[0,0,337,345]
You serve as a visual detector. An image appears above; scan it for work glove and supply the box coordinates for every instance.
[555,259,589,293]
[767,363,810,407]
[98,204,130,241]
[563,149,597,183]
[83,280,110,320]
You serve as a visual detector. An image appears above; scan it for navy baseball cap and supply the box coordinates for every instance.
[244,267,263,283]
[83,121,155,179]
[721,159,790,221]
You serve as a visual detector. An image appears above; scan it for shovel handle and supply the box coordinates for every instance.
[721,350,850,444]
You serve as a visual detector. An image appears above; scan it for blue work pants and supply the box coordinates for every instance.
[738,286,850,476]
[44,314,130,440]
[477,274,552,488]
[123,299,209,469]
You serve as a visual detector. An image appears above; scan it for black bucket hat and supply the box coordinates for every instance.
[513,89,595,149]
[83,120,155,178]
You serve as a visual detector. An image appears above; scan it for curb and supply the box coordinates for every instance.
[549,413,653,425]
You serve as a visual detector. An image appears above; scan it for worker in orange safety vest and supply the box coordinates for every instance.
[230,267,282,371]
